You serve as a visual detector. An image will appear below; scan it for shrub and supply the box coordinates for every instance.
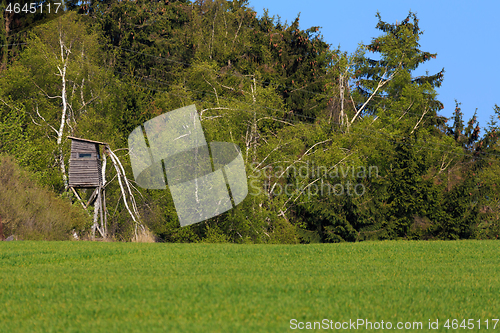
[0,155,90,240]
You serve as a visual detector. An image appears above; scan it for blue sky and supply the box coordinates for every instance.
[248,0,500,131]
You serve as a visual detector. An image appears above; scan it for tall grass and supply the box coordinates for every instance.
[0,155,90,240]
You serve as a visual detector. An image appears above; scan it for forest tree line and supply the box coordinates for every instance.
[1,0,500,242]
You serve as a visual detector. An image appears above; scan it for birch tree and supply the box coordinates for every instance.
[1,12,105,189]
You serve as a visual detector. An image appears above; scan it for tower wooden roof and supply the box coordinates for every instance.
[67,136,106,145]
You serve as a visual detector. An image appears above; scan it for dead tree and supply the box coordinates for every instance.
[68,136,145,241]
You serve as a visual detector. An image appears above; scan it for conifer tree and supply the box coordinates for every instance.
[350,12,446,132]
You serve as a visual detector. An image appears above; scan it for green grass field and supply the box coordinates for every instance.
[0,241,499,332]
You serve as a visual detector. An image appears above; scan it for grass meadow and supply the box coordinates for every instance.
[0,240,499,332]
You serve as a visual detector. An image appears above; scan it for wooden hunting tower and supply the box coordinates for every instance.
[68,136,105,188]
[68,136,107,239]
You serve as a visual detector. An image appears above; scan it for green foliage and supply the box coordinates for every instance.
[92,0,332,121]
[0,155,90,240]
[384,135,438,237]
[202,225,229,243]
[351,12,446,133]
[1,0,66,72]
[1,4,500,243]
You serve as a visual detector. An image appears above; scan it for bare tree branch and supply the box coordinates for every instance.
[281,152,354,212]
[410,107,428,134]
[270,139,332,194]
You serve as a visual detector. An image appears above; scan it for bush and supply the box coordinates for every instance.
[0,155,90,240]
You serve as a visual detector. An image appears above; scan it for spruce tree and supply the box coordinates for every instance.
[351,12,446,133]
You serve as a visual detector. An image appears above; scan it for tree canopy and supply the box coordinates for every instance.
[1,1,499,242]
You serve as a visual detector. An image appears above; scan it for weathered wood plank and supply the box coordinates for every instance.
[68,137,104,188]
[67,136,106,145]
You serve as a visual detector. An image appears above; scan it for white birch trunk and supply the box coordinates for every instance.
[106,147,145,240]
[56,32,69,189]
